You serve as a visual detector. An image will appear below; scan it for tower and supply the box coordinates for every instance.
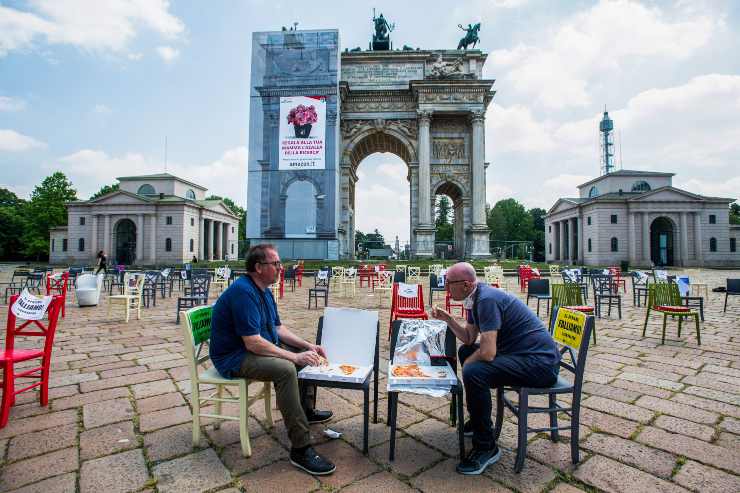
[599,110,614,175]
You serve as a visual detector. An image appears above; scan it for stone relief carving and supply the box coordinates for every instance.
[432,138,466,161]
[418,90,486,104]
[342,97,416,113]
[432,118,467,133]
[427,54,473,80]
[340,118,418,142]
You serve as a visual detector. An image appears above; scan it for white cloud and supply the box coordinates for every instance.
[487,103,555,154]
[491,0,529,7]
[92,104,111,115]
[156,45,179,63]
[0,96,26,111]
[127,52,143,61]
[0,0,184,57]
[0,129,46,151]
[677,176,740,200]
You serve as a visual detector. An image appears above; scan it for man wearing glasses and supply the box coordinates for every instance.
[432,262,560,475]
[210,244,335,475]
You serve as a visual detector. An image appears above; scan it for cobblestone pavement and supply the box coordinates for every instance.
[1,266,739,492]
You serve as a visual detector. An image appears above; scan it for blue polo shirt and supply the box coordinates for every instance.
[467,283,560,365]
[210,275,281,378]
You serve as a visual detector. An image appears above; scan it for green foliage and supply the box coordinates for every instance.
[0,188,27,259]
[90,183,119,200]
[22,172,77,260]
[731,202,740,225]
[207,195,247,258]
[435,196,454,242]
[487,198,546,261]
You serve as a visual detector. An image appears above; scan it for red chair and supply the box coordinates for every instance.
[445,285,466,318]
[608,267,627,293]
[519,266,541,292]
[389,283,428,337]
[46,272,69,318]
[295,264,304,288]
[359,265,374,288]
[1,294,64,428]
[278,267,285,299]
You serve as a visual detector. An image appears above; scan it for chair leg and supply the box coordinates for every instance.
[695,314,701,346]
[0,365,14,428]
[263,382,273,427]
[363,388,369,454]
[661,314,668,344]
[592,319,597,345]
[457,387,465,460]
[493,388,504,441]
[677,316,683,338]
[570,398,581,464]
[389,392,398,461]
[642,309,651,337]
[548,393,559,442]
[239,381,252,457]
[214,385,223,429]
[724,293,728,312]
[192,381,201,447]
[515,389,529,473]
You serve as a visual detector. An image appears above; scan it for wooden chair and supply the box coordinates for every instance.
[211,267,230,295]
[330,266,344,293]
[45,272,69,318]
[341,267,357,297]
[108,274,145,323]
[181,305,272,457]
[643,283,701,345]
[374,271,393,307]
[406,266,421,284]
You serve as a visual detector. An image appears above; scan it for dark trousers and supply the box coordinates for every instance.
[459,344,557,451]
[96,265,107,275]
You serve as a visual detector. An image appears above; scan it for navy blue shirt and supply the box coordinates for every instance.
[210,275,281,378]
[466,284,560,365]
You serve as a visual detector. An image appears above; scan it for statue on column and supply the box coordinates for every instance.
[457,22,481,50]
[371,9,394,50]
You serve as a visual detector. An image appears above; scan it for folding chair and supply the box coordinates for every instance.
[494,307,594,472]
[1,294,64,428]
[643,283,701,345]
[108,274,145,323]
[526,278,551,317]
[45,272,69,318]
[389,282,428,336]
[181,305,272,457]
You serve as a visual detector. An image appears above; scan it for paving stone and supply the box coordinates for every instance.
[339,471,416,492]
[674,459,740,492]
[484,449,557,493]
[48,371,98,388]
[549,483,587,493]
[525,439,579,472]
[79,449,149,493]
[671,393,740,419]
[634,395,719,424]
[83,397,134,428]
[653,415,715,442]
[579,408,640,439]
[0,410,78,439]
[616,372,684,391]
[573,455,689,493]
[612,378,674,399]
[715,431,740,451]
[4,472,76,493]
[144,423,207,462]
[332,414,393,450]
[204,418,266,448]
[98,365,148,379]
[52,387,129,410]
[369,435,444,477]
[131,379,178,399]
[636,426,740,472]
[404,418,467,457]
[582,433,677,478]
[582,381,640,403]
[720,416,740,435]
[139,405,192,432]
[80,369,169,393]
[0,448,78,491]
[220,433,288,475]
[80,421,138,460]
[238,460,318,492]
[411,458,512,492]
[314,439,380,489]
[683,385,740,406]
[6,423,77,462]
[136,392,186,414]
[582,395,654,423]
[153,448,231,493]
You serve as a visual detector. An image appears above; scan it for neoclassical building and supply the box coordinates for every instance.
[545,170,739,268]
[49,173,240,266]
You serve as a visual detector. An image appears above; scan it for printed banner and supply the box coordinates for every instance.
[279,96,326,170]
[11,289,53,321]
[552,307,587,349]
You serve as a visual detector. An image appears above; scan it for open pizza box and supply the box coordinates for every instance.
[298,307,377,384]
[388,362,457,386]
[387,319,457,387]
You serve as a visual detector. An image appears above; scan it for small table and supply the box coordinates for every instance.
[308,288,328,309]
[682,296,705,321]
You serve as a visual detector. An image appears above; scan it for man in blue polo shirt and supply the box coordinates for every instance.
[432,262,560,475]
[210,244,335,476]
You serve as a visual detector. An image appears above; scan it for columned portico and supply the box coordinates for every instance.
[91,215,98,256]
[570,217,578,263]
[104,215,111,255]
[224,223,231,260]
[554,221,561,261]
[694,212,703,264]
[199,216,205,261]
[577,214,584,262]
[559,220,567,262]
[628,212,636,264]
[468,109,491,257]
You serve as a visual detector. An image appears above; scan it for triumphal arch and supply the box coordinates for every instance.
[246,25,495,259]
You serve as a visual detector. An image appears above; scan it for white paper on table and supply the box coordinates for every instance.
[398,282,418,298]
[298,363,372,384]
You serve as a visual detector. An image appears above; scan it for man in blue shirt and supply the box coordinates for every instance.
[210,244,335,475]
[432,262,560,475]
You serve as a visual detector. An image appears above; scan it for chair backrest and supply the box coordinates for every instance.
[144,271,160,287]
[390,319,456,364]
[376,270,393,288]
[407,266,421,279]
[316,307,379,367]
[6,294,64,355]
[343,268,357,280]
[527,278,550,296]
[181,305,214,377]
[391,282,425,312]
[647,283,681,308]
[429,273,446,289]
[429,264,443,276]
[315,269,329,287]
[284,266,296,280]
[551,283,584,309]
[331,266,345,278]
[189,273,211,299]
[548,307,594,397]
[392,271,406,283]
[46,272,69,296]
[727,279,740,294]
[549,265,560,276]
[632,271,650,287]
[591,274,613,295]
[124,274,146,298]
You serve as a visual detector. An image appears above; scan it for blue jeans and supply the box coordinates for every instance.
[459,344,558,450]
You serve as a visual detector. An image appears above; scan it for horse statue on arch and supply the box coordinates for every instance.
[457,23,481,50]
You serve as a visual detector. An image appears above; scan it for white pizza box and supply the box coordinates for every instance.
[298,363,372,384]
[388,362,458,386]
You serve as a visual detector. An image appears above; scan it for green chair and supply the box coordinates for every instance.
[181,305,273,457]
[642,283,701,345]
[551,284,596,344]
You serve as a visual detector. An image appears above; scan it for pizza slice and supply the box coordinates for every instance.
[339,364,357,375]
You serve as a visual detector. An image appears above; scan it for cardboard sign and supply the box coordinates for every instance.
[11,289,53,321]
[552,308,587,349]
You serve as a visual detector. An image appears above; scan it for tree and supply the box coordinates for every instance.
[487,198,534,242]
[435,195,454,242]
[90,183,119,200]
[528,207,547,261]
[354,229,367,253]
[731,203,740,225]
[0,188,27,259]
[207,195,247,258]
[22,172,77,260]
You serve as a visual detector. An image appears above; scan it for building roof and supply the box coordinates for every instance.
[577,169,675,189]
[116,172,208,191]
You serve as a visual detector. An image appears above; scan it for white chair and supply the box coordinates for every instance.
[108,274,144,322]
[75,273,103,306]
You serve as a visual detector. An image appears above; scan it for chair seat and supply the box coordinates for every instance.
[655,305,691,313]
[198,366,239,385]
[510,374,575,395]
[109,294,136,300]
[564,305,594,313]
[0,348,44,363]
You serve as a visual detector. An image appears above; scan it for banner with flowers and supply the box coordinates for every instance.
[279,96,326,170]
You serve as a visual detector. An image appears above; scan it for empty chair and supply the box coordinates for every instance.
[526,278,551,317]
[724,279,740,312]
[643,283,701,345]
[75,273,104,306]
[108,274,145,323]
[389,282,427,336]
[176,273,211,324]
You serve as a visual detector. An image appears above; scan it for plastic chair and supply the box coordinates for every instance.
[1,294,64,428]
[526,278,551,317]
[45,272,69,318]
[389,282,427,336]
[181,305,272,457]
[108,275,145,323]
[75,273,103,306]
[724,279,740,312]
[643,283,701,345]
[444,284,466,318]
[493,308,594,472]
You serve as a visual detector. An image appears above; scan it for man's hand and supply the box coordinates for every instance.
[294,350,321,367]
[308,344,327,359]
[431,305,451,322]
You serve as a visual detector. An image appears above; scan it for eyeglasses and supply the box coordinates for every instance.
[446,279,468,285]
[259,261,282,268]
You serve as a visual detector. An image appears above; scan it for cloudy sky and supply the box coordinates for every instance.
[1,0,738,243]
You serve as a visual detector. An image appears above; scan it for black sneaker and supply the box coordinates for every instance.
[305,409,333,424]
[289,446,336,475]
[463,419,473,437]
[456,446,501,475]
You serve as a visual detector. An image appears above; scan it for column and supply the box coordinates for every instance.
[207,220,214,261]
[559,220,566,262]
[136,214,144,263]
[91,215,98,257]
[577,213,584,262]
[642,212,650,263]
[213,221,221,260]
[224,223,231,260]
[694,212,703,264]
[418,110,432,225]
[471,110,486,225]
[554,221,561,260]
[149,215,157,263]
[628,212,636,264]
[570,217,578,262]
[680,212,688,266]
[199,215,205,261]
[103,215,111,256]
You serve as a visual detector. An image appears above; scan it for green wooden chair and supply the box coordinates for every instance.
[181,305,273,457]
[551,284,596,344]
[642,283,701,345]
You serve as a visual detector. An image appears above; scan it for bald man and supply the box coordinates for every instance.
[432,262,560,475]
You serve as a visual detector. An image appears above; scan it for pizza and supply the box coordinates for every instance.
[392,364,427,378]
[313,356,329,367]
[339,364,357,375]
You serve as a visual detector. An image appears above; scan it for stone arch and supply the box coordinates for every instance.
[432,180,467,258]
[112,217,137,265]
[343,124,417,172]
[650,216,676,267]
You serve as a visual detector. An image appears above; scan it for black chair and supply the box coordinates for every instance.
[631,271,650,306]
[387,320,464,462]
[141,271,160,308]
[308,270,329,309]
[176,274,211,324]
[2,270,31,303]
[109,270,126,295]
[392,271,406,283]
[526,278,551,317]
[493,307,594,472]
[301,315,379,454]
[724,279,740,312]
[284,266,297,292]
[562,270,588,303]
[429,273,446,307]
[591,274,622,319]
